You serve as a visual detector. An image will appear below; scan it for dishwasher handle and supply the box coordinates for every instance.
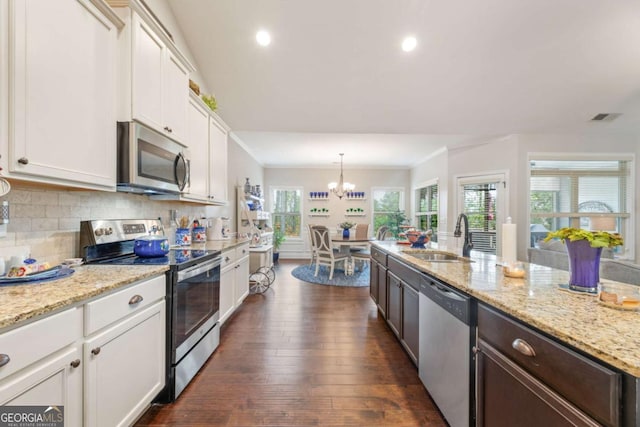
[428,280,467,302]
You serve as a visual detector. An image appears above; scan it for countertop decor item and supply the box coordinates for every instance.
[544,228,623,293]
[201,94,217,111]
[339,221,355,238]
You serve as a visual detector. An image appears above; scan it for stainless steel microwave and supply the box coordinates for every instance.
[117,121,190,194]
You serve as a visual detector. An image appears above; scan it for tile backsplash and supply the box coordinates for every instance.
[0,182,210,264]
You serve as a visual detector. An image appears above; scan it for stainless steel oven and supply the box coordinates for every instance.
[80,219,221,403]
[117,121,190,194]
[170,256,221,398]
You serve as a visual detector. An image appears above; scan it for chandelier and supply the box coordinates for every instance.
[328,153,355,199]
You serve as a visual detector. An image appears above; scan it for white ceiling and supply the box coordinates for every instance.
[168,0,640,168]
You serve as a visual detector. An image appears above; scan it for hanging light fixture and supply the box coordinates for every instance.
[328,153,355,199]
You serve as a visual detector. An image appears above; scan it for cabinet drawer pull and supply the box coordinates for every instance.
[128,294,144,305]
[0,354,9,367]
[70,359,81,368]
[17,157,29,165]
[91,347,101,356]
[512,338,536,357]
[225,256,231,262]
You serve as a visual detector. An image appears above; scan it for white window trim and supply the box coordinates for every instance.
[526,152,636,260]
[269,185,304,241]
[371,186,406,232]
[454,171,509,256]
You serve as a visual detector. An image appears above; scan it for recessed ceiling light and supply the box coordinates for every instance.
[402,36,417,52]
[256,30,271,47]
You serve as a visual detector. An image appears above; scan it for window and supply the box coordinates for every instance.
[415,183,438,242]
[372,188,405,238]
[271,187,302,238]
[529,156,633,257]
[456,173,506,255]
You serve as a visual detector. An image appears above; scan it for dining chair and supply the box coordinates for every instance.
[308,224,318,265]
[350,223,370,253]
[376,225,390,240]
[311,225,349,280]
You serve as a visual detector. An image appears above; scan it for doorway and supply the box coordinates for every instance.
[456,173,507,256]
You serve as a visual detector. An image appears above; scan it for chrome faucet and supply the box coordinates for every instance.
[454,213,474,258]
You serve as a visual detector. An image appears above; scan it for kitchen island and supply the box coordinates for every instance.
[373,241,640,426]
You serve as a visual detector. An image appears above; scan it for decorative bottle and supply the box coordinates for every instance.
[244,178,251,195]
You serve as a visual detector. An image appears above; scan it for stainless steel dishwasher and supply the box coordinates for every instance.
[419,273,475,427]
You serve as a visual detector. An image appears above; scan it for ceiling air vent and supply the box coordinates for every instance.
[590,113,621,122]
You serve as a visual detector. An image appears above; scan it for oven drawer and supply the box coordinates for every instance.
[84,275,165,336]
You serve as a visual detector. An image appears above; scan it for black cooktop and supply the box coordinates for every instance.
[89,247,220,270]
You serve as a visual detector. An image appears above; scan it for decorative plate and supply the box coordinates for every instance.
[0,265,74,285]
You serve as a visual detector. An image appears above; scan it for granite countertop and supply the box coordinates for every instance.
[0,238,252,333]
[203,237,251,252]
[374,241,640,377]
[0,264,169,332]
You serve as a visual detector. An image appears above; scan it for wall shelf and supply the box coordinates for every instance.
[308,198,329,201]
[345,214,366,217]
[309,214,330,217]
[345,198,367,201]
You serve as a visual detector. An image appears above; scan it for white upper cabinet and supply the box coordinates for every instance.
[186,95,210,201]
[5,0,122,190]
[112,0,194,144]
[209,113,229,204]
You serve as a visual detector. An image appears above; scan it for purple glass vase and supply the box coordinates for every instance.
[565,239,602,293]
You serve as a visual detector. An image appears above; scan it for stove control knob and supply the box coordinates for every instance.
[94,228,104,236]
[105,227,113,235]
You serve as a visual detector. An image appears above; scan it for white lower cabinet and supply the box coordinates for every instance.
[83,274,165,427]
[84,300,165,427]
[219,244,250,325]
[0,308,83,426]
[235,245,250,306]
[0,274,166,427]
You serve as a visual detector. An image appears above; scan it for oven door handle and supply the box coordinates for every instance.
[177,257,221,282]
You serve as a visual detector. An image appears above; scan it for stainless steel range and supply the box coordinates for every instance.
[80,219,221,402]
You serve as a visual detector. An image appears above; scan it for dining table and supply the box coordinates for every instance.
[331,234,374,275]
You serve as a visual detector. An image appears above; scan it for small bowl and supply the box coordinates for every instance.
[599,282,640,310]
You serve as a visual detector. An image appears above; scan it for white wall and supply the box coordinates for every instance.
[265,167,410,259]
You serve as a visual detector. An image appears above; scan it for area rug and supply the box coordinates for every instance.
[291,264,369,287]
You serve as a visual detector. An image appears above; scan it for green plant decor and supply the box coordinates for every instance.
[201,94,217,111]
[273,229,286,253]
[544,227,623,248]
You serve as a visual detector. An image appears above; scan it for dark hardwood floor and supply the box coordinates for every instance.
[135,260,447,426]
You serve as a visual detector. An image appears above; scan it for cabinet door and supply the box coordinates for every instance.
[84,301,165,427]
[387,273,402,336]
[0,346,82,426]
[208,115,228,203]
[377,266,388,318]
[234,255,250,306]
[369,260,379,303]
[9,0,117,189]
[401,283,419,365]
[163,51,189,142]
[219,266,235,325]
[186,97,210,200]
[477,339,601,427]
[132,13,163,132]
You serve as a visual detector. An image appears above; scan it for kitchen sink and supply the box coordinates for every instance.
[401,250,473,263]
